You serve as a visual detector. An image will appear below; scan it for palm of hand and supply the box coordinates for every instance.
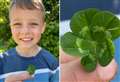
[60,50,117,82]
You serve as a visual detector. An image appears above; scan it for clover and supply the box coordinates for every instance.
[27,64,36,75]
[60,8,120,72]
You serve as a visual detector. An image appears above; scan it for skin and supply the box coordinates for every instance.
[5,72,31,82]
[60,49,118,82]
[9,7,45,57]
[5,7,45,82]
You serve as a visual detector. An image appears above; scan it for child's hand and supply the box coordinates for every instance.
[60,49,118,82]
[5,71,31,82]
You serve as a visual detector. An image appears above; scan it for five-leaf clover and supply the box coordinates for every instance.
[61,8,120,72]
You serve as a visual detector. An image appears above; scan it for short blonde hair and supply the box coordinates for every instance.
[9,0,45,21]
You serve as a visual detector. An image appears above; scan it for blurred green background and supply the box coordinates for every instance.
[0,0,59,58]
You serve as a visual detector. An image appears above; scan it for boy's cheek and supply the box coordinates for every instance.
[35,33,42,40]
[11,30,18,36]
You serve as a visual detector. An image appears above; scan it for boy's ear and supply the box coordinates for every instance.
[41,22,46,33]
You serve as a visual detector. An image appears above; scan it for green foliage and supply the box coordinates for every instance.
[0,0,59,58]
[43,0,59,22]
[81,55,97,72]
[61,32,81,56]
[27,64,36,75]
[39,21,59,57]
[61,8,120,72]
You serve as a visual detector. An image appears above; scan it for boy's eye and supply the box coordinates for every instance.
[30,23,39,26]
[13,23,21,26]
[11,23,21,28]
[29,23,39,28]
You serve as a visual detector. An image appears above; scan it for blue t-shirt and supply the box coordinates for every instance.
[0,48,59,82]
[111,37,120,82]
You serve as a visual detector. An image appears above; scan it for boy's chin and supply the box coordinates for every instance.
[17,45,38,49]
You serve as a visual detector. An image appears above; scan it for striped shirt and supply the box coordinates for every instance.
[0,48,59,82]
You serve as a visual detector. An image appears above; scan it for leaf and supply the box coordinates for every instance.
[27,64,36,75]
[76,38,96,55]
[60,32,82,56]
[108,27,120,40]
[98,39,114,66]
[81,55,97,72]
[84,8,100,26]
[70,8,99,33]
[106,14,120,29]
[70,10,87,33]
[91,11,120,40]
[91,11,115,28]
[92,26,107,42]
[78,26,92,40]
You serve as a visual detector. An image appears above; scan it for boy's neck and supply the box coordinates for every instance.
[16,45,41,57]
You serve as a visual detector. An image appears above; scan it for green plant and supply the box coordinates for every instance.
[27,64,36,75]
[61,8,120,72]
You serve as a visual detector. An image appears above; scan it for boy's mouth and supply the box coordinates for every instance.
[20,38,33,42]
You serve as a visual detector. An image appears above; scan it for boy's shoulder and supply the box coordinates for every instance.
[40,48,56,60]
[40,48,59,70]
[0,48,15,58]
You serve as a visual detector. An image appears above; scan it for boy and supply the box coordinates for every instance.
[0,0,59,82]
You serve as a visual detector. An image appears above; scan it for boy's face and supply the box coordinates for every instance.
[9,7,45,48]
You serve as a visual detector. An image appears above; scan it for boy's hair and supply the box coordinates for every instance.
[9,0,45,21]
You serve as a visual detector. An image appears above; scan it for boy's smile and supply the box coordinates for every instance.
[20,37,33,43]
[9,7,45,49]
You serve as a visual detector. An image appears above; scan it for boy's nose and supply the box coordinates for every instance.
[20,25,30,34]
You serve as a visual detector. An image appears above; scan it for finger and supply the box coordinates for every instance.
[9,71,32,81]
[16,71,32,80]
[96,59,118,80]
[16,81,23,82]
[60,48,78,64]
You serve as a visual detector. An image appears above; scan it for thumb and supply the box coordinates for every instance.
[16,81,23,82]
[16,71,32,80]
[60,48,77,64]
[10,71,32,81]
[96,59,118,81]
